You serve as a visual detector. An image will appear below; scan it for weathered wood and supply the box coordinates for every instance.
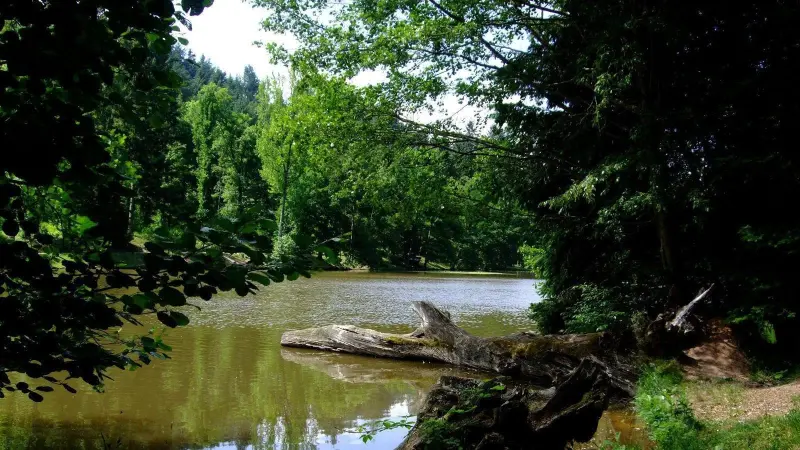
[643,284,715,356]
[397,357,612,450]
[666,284,714,336]
[281,301,635,395]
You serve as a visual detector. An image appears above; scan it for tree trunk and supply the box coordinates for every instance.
[397,358,613,450]
[281,301,635,396]
[278,141,293,239]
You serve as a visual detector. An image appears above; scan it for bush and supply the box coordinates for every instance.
[635,363,703,450]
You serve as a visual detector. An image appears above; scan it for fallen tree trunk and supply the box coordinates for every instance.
[281,301,635,396]
[398,358,612,450]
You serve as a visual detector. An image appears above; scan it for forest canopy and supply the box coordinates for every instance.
[2,0,800,400]
[253,0,800,357]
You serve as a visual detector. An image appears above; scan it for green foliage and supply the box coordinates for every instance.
[0,0,313,401]
[254,74,532,271]
[183,83,268,222]
[635,363,800,450]
[354,417,414,444]
[635,364,703,449]
[253,0,800,350]
[518,245,544,277]
[418,418,462,450]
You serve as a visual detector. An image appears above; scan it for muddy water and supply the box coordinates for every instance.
[0,272,648,449]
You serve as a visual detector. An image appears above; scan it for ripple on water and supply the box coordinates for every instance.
[0,272,545,450]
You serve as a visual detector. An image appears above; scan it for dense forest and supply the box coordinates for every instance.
[251,0,800,356]
[102,46,534,272]
[2,0,800,439]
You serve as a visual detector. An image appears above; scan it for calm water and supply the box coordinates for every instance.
[0,272,541,449]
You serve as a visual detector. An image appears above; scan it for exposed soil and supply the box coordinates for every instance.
[680,320,750,382]
[687,379,800,422]
[680,320,800,422]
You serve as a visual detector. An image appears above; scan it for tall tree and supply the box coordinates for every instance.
[184,83,268,221]
[0,0,309,400]
[254,0,800,347]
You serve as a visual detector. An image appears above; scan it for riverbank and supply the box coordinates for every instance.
[622,363,800,450]
[329,268,538,279]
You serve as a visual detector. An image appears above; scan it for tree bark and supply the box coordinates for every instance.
[281,301,635,396]
[397,357,613,450]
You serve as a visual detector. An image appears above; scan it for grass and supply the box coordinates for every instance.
[683,378,746,419]
[750,365,800,386]
[632,362,800,450]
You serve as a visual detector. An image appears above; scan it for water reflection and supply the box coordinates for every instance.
[0,273,539,449]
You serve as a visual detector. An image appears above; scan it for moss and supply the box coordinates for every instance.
[492,334,602,360]
[383,335,441,347]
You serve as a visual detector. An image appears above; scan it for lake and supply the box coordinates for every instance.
[0,272,543,449]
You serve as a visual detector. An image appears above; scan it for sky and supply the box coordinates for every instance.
[183,0,292,79]
[181,0,488,128]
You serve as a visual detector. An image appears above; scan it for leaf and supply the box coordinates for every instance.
[178,37,189,45]
[291,233,314,248]
[314,245,339,265]
[141,336,156,349]
[63,384,77,394]
[144,242,165,254]
[239,221,258,234]
[132,293,157,309]
[178,232,196,250]
[27,392,44,402]
[159,287,186,306]
[247,271,271,287]
[287,271,300,281]
[258,219,278,232]
[170,311,190,326]
[212,217,235,232]
[157,342,173,351]
[157,311,178,328]
[197,285,215,301]
[16,382,29,391]
[75,216,98,235]
[143,253,165,272]
[151,38,171,55]
[2,219,19,237]
[35,386,54,392]
[235,285,250,296]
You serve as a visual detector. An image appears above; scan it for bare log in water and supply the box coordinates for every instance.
[281,301,635,396]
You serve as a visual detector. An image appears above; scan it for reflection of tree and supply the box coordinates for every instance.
[0,326,457,449]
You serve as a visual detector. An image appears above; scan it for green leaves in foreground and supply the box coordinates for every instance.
[0,211,319,401]
[354,417,415,444]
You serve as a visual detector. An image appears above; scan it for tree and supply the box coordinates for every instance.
[254,0,800,350]
[0,0,311,400]
[253,73,530,269]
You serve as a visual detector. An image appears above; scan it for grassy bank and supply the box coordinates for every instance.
[612,363,800,450]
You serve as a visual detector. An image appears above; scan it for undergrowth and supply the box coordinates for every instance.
[634,362,800,450]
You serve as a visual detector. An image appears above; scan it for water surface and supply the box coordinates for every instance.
[0,272,542,449]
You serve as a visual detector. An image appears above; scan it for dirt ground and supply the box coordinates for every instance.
[681,320,750,382]
[681,321,800,422]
